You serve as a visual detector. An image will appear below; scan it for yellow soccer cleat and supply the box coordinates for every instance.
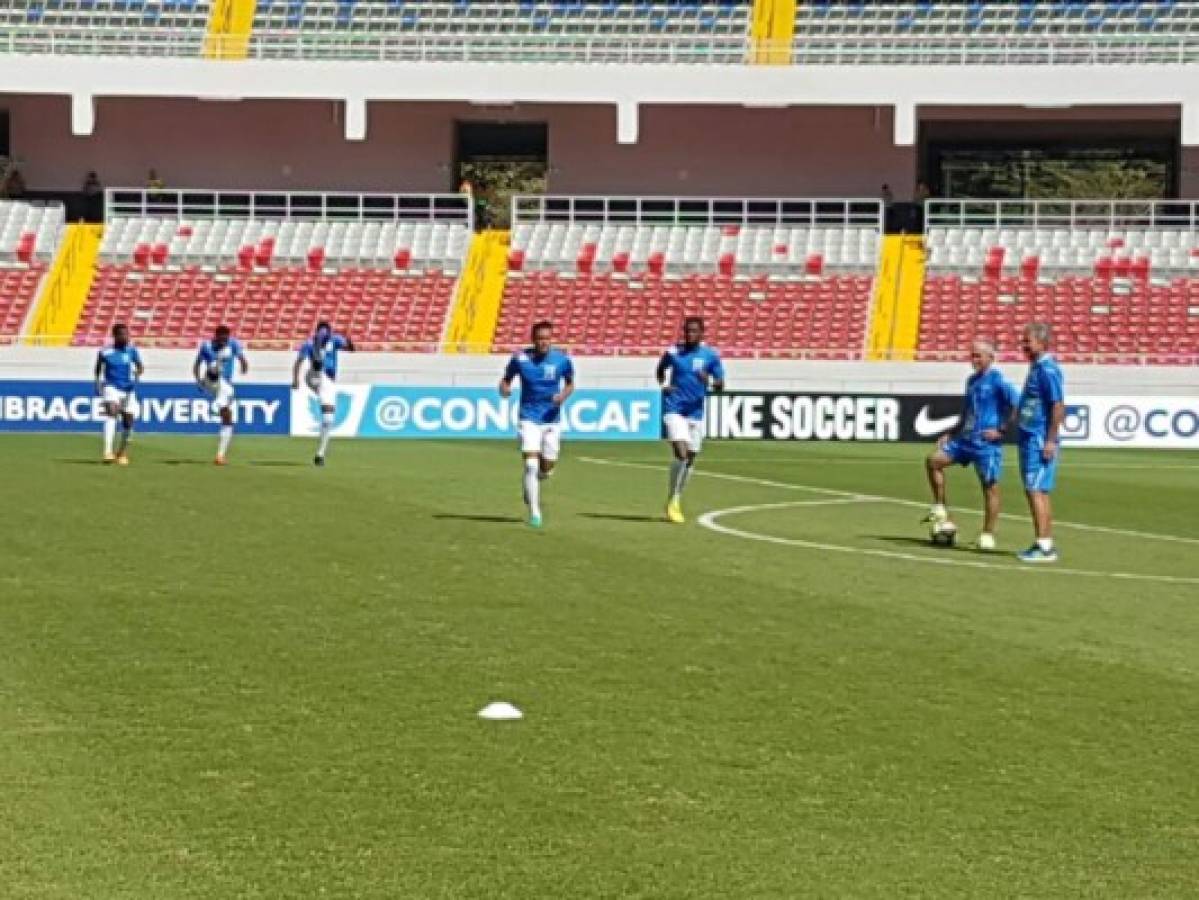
[666,497,685,524]
[214,455,228,467]
[116,453,130,467]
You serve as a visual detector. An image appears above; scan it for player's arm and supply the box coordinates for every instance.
[291,346,307,390]
[656,352,674,392]
[552,360,575,406]
[132,348,144,380]
[709,354,726,393]
[1042,369,1066,461]
[498,355,519,398]
[93,352,104,395]
[236,341,249,375]
[339,335,356,353]
[192,353,205,387]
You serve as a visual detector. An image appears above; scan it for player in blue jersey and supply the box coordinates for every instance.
[193,325,248,466]
[292,321,355,467]
[1017,322,1066,563]
[499,321,575,528]
[924,339,1019,551]
[93,323,144,465]
[656,317,725,524]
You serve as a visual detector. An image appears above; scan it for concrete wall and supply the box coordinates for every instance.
[3,346,1195,396]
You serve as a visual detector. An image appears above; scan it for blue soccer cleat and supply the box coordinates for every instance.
[1018,545,1059,563]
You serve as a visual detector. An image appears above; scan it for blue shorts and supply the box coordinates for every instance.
[1019,434,1059,493]
[942,438,1003,486]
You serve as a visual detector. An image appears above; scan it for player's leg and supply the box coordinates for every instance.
[1018,439,1059,562]
[114,393,138,464]
[663,414,693,521]
[975,447,1002,550]
[314,376,335,465]
[101,401,119,461]
[924,440,964,532]
[518,422,544,527]
[538,424,560,481]
[214,381,235,464]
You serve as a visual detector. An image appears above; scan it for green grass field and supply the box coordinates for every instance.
[3,434,1198,898]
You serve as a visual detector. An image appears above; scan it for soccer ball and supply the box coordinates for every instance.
[929,520,958,547]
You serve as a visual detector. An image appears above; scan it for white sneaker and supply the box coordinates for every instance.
[977,533,997,552]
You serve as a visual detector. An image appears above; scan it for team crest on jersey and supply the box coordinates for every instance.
[691,359,705,373]
[543,364,557,378]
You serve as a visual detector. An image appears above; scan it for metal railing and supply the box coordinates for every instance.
[513,195,884,229]
[926,199,1199,231]
[105,189,473,226]
[791,34,1199,66]
[3,27,1199,66]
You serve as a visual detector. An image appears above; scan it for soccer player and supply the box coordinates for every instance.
[1016,322,1065,563]
[292,321,355,467]
[93,323,144,465]
[193,325,248,466]
[656,317,725,524]
[499,321,575,529]
[924,338,1018,550]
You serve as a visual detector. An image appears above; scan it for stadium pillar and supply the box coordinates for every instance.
[25,224,103,347]
[617,102,639,145]
[205,0,256,60]
[71,93,94,136]
[443,231,510,353]
[752,0,796,65]
[866,235,924,361]
[344,98,367,141]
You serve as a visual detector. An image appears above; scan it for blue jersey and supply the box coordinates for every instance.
[659,343,725,420]
[503,348,574,425]
[1019,354,1065,439]
[960,367,1018,444]
[298,334,349,379]
[195,338,244,382]
[97,344,143,391]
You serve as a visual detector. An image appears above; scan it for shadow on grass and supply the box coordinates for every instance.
[870,534,1003,556]
[158,459,212,466]
[246,461,308,468]
[433,514,524,524]
[54,458,105,466]
[580,512,666,524]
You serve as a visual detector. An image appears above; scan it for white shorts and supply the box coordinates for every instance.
[102,385,140,417]
[519,420,562,461]
[305,370,338,408]
[202,378,236,412]
[664,413,704,454]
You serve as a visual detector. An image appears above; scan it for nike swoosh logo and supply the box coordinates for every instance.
[914,406,960,436]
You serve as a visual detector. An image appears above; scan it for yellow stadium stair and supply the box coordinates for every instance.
[866,235,925,361]
[204,0,256,60]
[443,230,510,353]
[25,223,103,347]
[752,0,796,64]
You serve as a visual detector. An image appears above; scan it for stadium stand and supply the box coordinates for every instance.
[494,196,881,357]
[919,200,1199,364]
[793,1,1199,64]
[72,191,471,348]
[0,0,212,56]
[0,200,64,340]
[250,0,752,62]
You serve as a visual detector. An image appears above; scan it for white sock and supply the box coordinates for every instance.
[116,423,132,454]
[1037,537,1054,552]
[680,459,695,492]
[932,503,947,517]
[218,425,233,457]
[524,459,541,517]
[317,413,333,457]
[103,417,116,454]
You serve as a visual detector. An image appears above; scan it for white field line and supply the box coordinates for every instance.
[578,456,1199,547]
[697,501,1199,586]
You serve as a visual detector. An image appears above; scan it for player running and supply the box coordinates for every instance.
[657,317,725,524]
[499,321,575,529]
[1017,322,1066,563]
[93,323,144,465]
[292,321,355,467]
[193,325,248,466]
[923,339,1018,550]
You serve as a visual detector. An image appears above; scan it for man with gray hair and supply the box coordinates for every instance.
[924,338,1018,550]
[1016,322,1066,562]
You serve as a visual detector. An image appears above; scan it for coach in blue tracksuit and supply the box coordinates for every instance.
[1017,322,1066,563]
